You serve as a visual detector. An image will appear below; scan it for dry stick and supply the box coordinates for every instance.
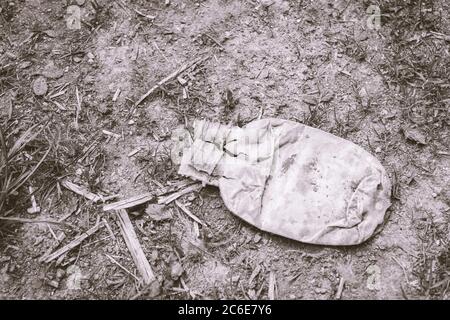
[134,55,210,107]
[174,200,205,226]
[103,192,154,211]
[335,277,345,300]
[40,222,104,263]
[157,183,202,205]
[268,271,277,300]
[61,180,101,203]
[115,209,155,285]
[75,86,82,129]
[104,253,140,282]
[103,182,200,211]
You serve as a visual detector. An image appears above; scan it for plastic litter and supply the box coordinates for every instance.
[177,118,391,246]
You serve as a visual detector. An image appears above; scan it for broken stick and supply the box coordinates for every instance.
[335,277,345,300]
[40,222,104,263]
[103,192,154,212]
[61,180,101,203]
[103,181,200,211]
[134,55,210,107]
[175,200,205,226]
[157,183,202,205]
[116,209,156,285]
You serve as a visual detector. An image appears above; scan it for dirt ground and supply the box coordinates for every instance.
[0,0,449,299]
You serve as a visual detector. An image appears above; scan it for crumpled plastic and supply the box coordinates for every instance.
[178,118,391,246]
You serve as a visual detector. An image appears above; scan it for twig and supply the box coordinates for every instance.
[268,271,277,300]
[115,209,156,285]
[102,218,117,242]
[174,200,205,226]
[204,33,225,49]
[40,222,104,263]
[103,181,199,211]
[157,183,202,205]
[103,192,154,211]
[75,86,82,129]
[61,180,101,203]
[133,8,156,20]
[335,277,345,299]
[134,55,210,107]
[104,253,140,282]
[392,256,410,285]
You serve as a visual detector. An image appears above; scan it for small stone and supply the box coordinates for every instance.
[73,56,82,63]
[75,0,85,5]
[32,77,48,96]
[170,261,184,280]
[315,287,327,294]
[86,52,95,59]
[253,234,262,243]
[375,147,382,153]
[56,269,65,279]
[31,278,42,289]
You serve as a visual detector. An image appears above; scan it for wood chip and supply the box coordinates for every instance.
[112,88,121,102]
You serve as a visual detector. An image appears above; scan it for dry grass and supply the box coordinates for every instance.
[0,119,50,216]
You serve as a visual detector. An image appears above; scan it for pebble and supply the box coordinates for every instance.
[315,287,327,294]
[56,269,65,279]
[32,77,48,96]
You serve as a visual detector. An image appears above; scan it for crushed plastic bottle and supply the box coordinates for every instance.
[178,118,391,246]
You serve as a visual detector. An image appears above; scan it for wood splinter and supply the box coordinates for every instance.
[115,209,156,285]
[40,222,104,263]
[134,55,211,107]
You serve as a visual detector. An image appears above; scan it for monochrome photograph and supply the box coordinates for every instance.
[0,0,449,301]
